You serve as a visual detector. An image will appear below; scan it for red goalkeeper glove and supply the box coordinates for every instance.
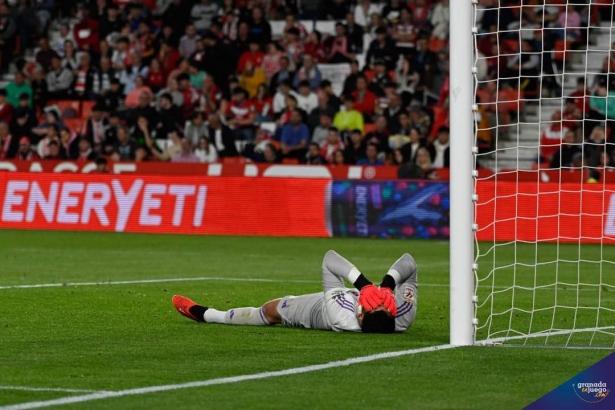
[358,284,384,312]
[380,287,397,316]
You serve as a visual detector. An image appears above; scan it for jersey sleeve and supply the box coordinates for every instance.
[321,250,365,293]
[380,253,419,332]
[324,289,362,332]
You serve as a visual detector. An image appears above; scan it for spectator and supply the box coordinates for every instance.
[273,79,297,116]
[77,138,96,161]
[248,7,272,46]
[342,60,361,96]
[171,138,200,163]
[345,12,364,53]
[84,104,109,148]
[234,21,251,56]
[305,142,327,165]
[550,129,581,168]
[296,81,319,114]
[0,4,17,72]
[15,137,39,161]
[47,57,74,100]
[253,83,273,122]
[194,136,218,163]
[111,37,131,71]
[51,24,75,56]
[269,55,294,94]
[100,6,123,42]
[73,7,100,53]
[0,122,17,159]
[36,123,60,159]
[260,143,281,164]
[226,87,256,141]
[31,68,48,111]
[304,31,327,63]
[283,14,308,39]
[179,24,200,59]
[208,113,239,157]
[221,10,239,41]
[293,55,322,90]
[430,126,450,168]
[282,27,303,69]
[6,72,32,107]
[239,61,267,99]
[191,0,219,34]
[74,53,99,100]
[365,115,391,153]
[369,60,393,97]
[406,128,426,164]
[352,75,377,118]
[59,128,79,160]
[101,78,125,112]
[62,40,80,72]
[332,149,347,166]
[320,80,342,112]
[147,59,166,92]
[366,27,397,70]
[408,106,431,137]
[238,40,265,74]
[120,54,150,95]
[125,78,154,108]
[383,0,404,24]
[262,42,283,81]
[189,39,207,70]
[43,140,62,160]
[114,126,138,160]
[358,143,384,166]
[570,77,589,113]
[354,0,380,27]
[344,129,366,164]
[36,38,59,70]
[307,93,335,130]
[280,109,309,159]
[334,96,364,137]
[136,22,156,63]
[585,127,612,168]
[326,23,355,64]
[392,7,418,51]
[562,98,582,130]
[312,113,333,147]
[202,33,235,87]
[540,110,569,163]
[0,90,13,125]
[321,127,345,163]
[199,75,223,116]
[103,112,121,153]
[383,93,407,133]
[415,146,434,177]
[431,0,450,40]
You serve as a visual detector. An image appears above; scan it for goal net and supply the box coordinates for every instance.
[471,0,615,348]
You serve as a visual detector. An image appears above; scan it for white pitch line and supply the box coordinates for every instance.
[0,387,107,394]
[0,344,455,410]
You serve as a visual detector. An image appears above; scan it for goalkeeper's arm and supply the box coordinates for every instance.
[321,250,372,292]
[380,253,418,292]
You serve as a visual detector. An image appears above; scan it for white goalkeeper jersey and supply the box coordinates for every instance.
[321,251,418,333]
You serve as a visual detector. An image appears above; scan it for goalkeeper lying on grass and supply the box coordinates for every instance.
[173,250,417,334]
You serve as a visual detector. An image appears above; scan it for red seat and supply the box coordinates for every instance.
[81,101,96,119]
[429,38,447,53]
[282,158,299,165]
[63,119,86,134]
[553,40,570,62]
[223,156,246,164]
[363,123,377,135]
[363,70,376,83]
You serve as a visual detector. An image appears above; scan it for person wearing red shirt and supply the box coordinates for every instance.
[73,7,100,53]
[198,75,223,116]
[157,43,181,79]
[15,137,40,161]
[569,77,589,113]
[0,90,13,125]
[147,59,165,92]
[252,84,273,121]
[238,41,265,74]
[226,87,256,141]
[352,75,377,118]
[321,127,345,163]
[540,110,569,162]
[282,14,308,39]
[177,73,200,120]
[304,31,327,64]
[562,98,582,130]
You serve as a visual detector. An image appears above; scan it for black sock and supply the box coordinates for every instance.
[188,305,208,322]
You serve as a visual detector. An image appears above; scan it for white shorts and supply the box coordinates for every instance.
[276,292,329,330]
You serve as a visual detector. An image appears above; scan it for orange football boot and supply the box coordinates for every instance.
[172,295,202,322]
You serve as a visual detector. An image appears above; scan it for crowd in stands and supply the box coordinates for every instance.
[0,0,457,179]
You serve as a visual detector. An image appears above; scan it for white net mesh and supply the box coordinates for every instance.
[472,0,615,347]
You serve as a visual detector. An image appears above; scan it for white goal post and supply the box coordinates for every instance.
[450,0,615,348]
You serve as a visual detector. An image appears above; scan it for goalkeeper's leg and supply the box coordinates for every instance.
[172,295,281,325]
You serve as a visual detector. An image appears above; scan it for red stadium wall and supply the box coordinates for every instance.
[1,172,614,242]
[0,173,331,237]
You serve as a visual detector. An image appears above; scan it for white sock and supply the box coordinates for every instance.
[204,307,271,326]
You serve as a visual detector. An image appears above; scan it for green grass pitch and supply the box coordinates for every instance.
[0,230,612,409]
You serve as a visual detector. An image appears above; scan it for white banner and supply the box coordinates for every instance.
[317,63,351,96]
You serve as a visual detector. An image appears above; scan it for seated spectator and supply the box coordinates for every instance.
[179,24,200,59]
[188,62,207,90]
[103,112,121,154]
[334,96,364,138]
[51,24,75,56]
[320,80,342,112]
[14,137,40,161]
[6,72,32,107]
[408,106,431,137]
[252,84,273,122]
[352,75,377,118]
[312,113,333,147]
[0,90,14,125]
[77,138,96,161]
[238,40,265,74]
[62,39,81,72]
[208,113,239,157]
[11,105,37,143]
[59,128,79,159]
[101,78,125,112]
[332,149,347,166]
[296,81,318,114]
[369,60,393,97]
[345,12,364,53]
[195,137,218,163]
[277,95,304,130]
[258,143,280,164]
[31,68,48,111]
[73,7,100,53]
[269,56,294,94]
[430,126,450,168]
[281,27,303,69]
[248,7,271,46]
[354,0,380,27]
[358,143,384,166]
[344,129,366,164]
[406,128,426,164]
[111,126,136,161]
[550,129,581,168]
[148,127,181,161]
[283,14,308,39]
[304,31,326,64]
[365,115,391,153]
[415,146,435,178]
[240,61,267,99]
[585,127,613,167]
[305,142,327,165]
[0,4,16,72]
[396,112,413,136]
[226,87,256,141]
[342,60,361,96]
[262,42,283,81]
[171,138,200,163]
[184,112,208,147]
[0,122,18,159]
[392,7,418,51]
[189,39,207,70]
[198,75,222,116]
[570,77,589,113]
[366,27,397,70]
[326,23,355,64]
[177,73,200,119]
[43,140,62,160]
[191,0,219,34]
[32,111,64,138]
[111,37,131,71]
[147,59,166,92]
[99,5,122,42]
[83,104,109,148]
[36,38,59,70]
[293,55,322,91]
[125,78,154,108]
[431,0,450,40]
[280,109,309,159]
[273,79,297,117]
[307,93,336,130]
[73,53,99,100]
[562,98,582,130]
[540,110,568,163]
[120,54,150,95]
[321,127,345,163]
[382,93,407,133]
